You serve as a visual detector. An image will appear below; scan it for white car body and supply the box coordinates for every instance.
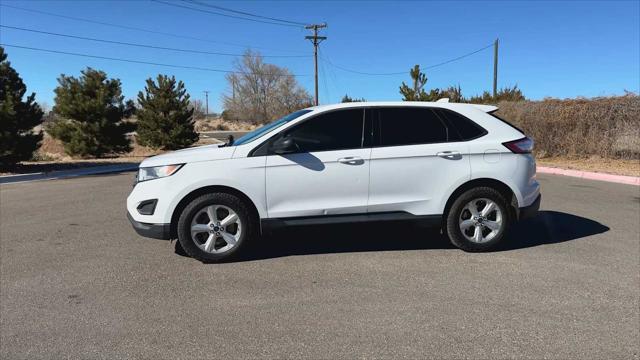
[127,101,540,243]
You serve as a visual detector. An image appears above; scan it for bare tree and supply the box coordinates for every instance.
[190,99,206,120]
[223,50,312,124]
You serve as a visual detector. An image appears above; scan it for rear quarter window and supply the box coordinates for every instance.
[435,109,487,141]
[488,112,525,135]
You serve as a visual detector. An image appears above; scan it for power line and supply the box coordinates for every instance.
[152,0,303,28]
[183,0,307,26]
[318,49,330,104]
[0,44,309,77]
[321,43,495,76]
[423,43,494,70]
[319,48,346,99]
[0,25,311,58]
[321,56,405,76]
[0,3,304,53]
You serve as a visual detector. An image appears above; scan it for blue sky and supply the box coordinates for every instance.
[1,0,638,113]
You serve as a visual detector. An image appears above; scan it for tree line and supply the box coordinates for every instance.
[1,46,201,167]
[343,64,525,104]
[1,45,526,168]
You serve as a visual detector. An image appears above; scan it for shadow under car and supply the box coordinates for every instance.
[174,210,609,262]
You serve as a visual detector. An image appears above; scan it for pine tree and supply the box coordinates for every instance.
[341,94,366,103]
[426,85,464,102]
[468,85,526,104]
[136,75,198,150]
[399,65,429,101]
[0,47,43,167]
[48,68,134,157]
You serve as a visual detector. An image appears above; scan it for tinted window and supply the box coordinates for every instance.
[234,109,312,146]
[281,109,364,153]
[489,112,525,135]
[378,107,448,146]
[436,109,487,140]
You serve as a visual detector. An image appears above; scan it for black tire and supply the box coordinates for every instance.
[445,187,511,252]
[177,192,257,263]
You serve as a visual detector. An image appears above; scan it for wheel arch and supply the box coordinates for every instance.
[169,185,261,238]
[443,178,519,224]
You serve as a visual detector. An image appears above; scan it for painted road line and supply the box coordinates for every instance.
[0,163,139,185]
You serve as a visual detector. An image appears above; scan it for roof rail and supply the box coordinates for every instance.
[436,98,449,103]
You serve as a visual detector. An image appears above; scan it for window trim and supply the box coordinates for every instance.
[249,107,370,157]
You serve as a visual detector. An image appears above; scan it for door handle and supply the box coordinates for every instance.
[337,156,364,165]
[436,151,462,160]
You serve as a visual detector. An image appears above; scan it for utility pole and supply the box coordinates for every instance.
[231,78,236,101]
[203,90,210,117]
[493,38,499,99]
[305,23,327,106]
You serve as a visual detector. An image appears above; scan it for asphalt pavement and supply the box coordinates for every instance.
[1,172,638,359]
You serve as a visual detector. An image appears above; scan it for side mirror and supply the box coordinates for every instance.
[271,136,298,155]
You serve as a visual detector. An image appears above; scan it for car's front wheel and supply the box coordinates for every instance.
[445,187,511,252]
[176,192,257,263]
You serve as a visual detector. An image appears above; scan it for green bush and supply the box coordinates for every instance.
[398,65,525,104]
[468,85,526,104]
[0,47,43,167]
[48,68,134,157]
[136,75,198,150]
[341,94,366,103]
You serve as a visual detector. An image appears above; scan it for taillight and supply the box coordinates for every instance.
[503,136,534,154]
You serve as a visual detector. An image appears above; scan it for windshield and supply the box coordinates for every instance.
[232,109,312,146]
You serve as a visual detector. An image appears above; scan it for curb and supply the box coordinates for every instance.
[0,163,139,185]
[538,166,640,186]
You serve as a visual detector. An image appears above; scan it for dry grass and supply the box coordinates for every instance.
[194,117,257,132]
[35,133,162,162]
[496,95,640,159]
[2,133,223,175]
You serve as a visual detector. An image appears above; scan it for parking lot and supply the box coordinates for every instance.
[1,172,638,359]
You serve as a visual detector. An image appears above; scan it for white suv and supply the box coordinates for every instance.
[127,101,540,262]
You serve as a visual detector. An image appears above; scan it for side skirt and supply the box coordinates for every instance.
[261,211,442,233]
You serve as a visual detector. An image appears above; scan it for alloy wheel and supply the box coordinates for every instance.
[190,204,242,254]
[458,198,503,243]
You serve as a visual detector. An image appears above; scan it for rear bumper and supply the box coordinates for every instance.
[127,211,171,240]
[518,193,541,220]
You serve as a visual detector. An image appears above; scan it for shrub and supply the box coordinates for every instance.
[341,94,366,103]
[0,46,43,167]
[495,95,639,159]
[48,68,134,157]
[469,85,526,104]
[136,75,198,150]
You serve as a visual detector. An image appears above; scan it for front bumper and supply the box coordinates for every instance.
[127,211,171,240]
[518,194,541,220]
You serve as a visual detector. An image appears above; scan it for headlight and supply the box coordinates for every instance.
[137,164,184,182]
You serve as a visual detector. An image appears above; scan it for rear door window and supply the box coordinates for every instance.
[377,107,449,146]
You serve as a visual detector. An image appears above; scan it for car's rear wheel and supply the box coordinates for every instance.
[177,193,257,263]
[445,187,511,252]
